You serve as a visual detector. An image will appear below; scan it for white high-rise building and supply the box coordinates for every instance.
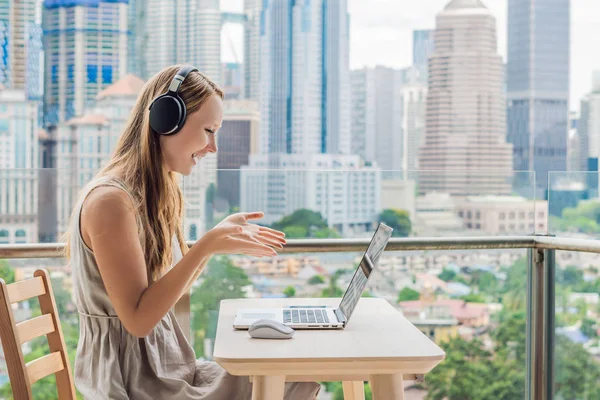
[578,72,600,176]
[141,0,221,84]
[419,0,513,196]
[258,0,350,155]
[350,66,426,174]
[0,0,42,97]
[241,155,381,234]
[400,66,427,178]
[0,89,39,244]
[42,0,129,126]
[244,0,262,101]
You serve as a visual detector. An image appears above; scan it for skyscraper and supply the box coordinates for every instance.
[243,0,262,101]
[350,66,404,171]
[507,0,570,197]
[242,0,380,235]
[141,0,221,83]
[419,0,513,196]
[578,72,600,195]
[0,0,42,99]
[413,29,434,70]
[217,100,260,209]
[0,89,40,244]
[42,0,129,126]
[258,0,350,155]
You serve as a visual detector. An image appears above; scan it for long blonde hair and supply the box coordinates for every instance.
[65,65,223,281]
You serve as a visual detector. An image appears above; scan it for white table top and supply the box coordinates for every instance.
[213,297,445,376]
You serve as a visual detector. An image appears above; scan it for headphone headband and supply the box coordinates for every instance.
[149,65,199,135]
[167,65,199,93]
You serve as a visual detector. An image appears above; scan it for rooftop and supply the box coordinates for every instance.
[96,74,145,100]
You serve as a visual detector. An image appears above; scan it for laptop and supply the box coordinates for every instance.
[233,222,393,330]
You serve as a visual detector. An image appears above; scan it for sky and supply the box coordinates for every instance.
[220,0,600,112]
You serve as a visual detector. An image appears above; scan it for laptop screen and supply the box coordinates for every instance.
[338,223,393,321]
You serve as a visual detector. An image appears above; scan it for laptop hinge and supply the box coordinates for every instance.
[334,308,347,324]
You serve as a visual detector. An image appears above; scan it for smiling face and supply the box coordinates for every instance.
[159,93,223,175]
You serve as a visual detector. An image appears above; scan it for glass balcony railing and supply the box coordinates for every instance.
[1,168,599,399]
[548,171,600,400]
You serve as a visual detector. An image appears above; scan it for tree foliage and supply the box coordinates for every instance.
[378,209,411,237]
[271,209,340,239]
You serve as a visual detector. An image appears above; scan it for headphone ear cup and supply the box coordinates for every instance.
[149,94,183,135]
[176,94,187,130]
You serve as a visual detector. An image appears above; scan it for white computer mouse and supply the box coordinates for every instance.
[248,319,295,340]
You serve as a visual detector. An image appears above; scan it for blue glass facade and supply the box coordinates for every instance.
[507,0,570,196]
[413,29,434,69]
[43,0,126,125]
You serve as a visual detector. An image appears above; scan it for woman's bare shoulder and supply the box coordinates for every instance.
[81,185,137,245]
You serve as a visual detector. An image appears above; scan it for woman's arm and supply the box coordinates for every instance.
[182,257,209,296]
[81,186,216,338]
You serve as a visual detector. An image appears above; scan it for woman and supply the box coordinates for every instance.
[65,65,320,399]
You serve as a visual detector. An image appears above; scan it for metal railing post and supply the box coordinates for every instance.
[527,245,555,400]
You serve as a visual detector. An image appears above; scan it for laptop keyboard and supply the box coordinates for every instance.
[283,308,330,324]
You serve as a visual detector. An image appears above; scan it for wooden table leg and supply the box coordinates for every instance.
[251,375,286,400]
[342,381,365,400]
[370,374,404,400]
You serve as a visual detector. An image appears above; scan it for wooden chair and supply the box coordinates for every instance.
[0,269,76,399]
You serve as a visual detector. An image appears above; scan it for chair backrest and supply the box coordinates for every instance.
[0,269,76,400]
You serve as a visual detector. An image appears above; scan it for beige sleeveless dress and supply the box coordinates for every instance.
[70,176,320,399]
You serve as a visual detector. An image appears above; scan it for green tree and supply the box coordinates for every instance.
[283,286,296,298]
[191,256,251,357]
[471,270,498,295]
[437,268,456,282]
[272,209,338,238]
[282,226,308,239]
[581,318,598,338]
[555,334,600,399]
[397,287,420,302]
[460,293,486,303]
[0,259,15,284]
[308,275,325,285]
[378,209,411,237]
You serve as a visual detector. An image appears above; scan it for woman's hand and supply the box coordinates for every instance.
[202,217,281,258]
[212,211,286,251]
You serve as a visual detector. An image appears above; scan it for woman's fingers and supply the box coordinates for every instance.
[243,212,265,221]
[258,226,285,238]
[227,237,277,256]
[257,230,286,243]
[255,234,284,249]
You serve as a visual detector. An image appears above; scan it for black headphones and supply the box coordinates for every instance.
[148,65,198,135]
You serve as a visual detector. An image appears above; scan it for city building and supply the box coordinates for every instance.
[400,66,427,177]
[216,100,259,209]
[419,0,513,196]
[456,195,548,235]
[507,0,570,197]
[38,128,58,243]
[258,0,350,155]
[578,72,600,194]
[42,0,129,126]
[380,178,416,218]
[221,63,243,100]
[567,111,581,173]
[243,0,261,101]
[138,0,221,83]
[241,154,381,235]
[0,0,42,98]
[0,89,39,244]
[413,192,465,237]
[412,29,434,71]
